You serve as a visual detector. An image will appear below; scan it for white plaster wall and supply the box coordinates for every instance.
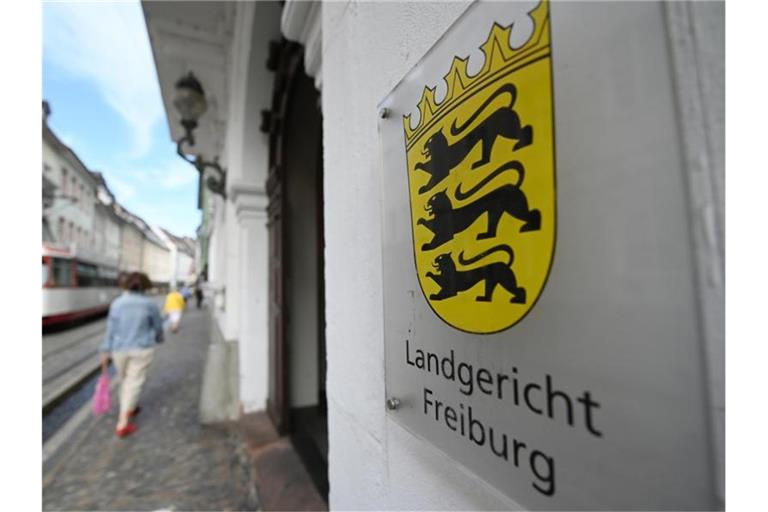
[205,192,229,325]
[208,197,223,287]
[321,2,526,509]
[210,194,237,338]
[240,1,281,182]
[221,200,241,340]
[231,0,282,413]
[42,139,96,249]
[104,214,121,267]
[92,207,106,259]
[119,224,144,272]
[142,240,171,285]
[236,208,269,411]
[176,251,194,283]
[322,1,722,510]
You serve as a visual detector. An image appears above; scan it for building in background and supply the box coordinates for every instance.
[42,100,198,292]
[42,167,57,243]
[113,205,145,275]
[43,102,100,263]
[90,172,122,270]
[136,215,172,288]
[154,226,197,288]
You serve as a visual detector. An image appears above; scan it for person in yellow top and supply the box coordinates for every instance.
[163,288,186,333]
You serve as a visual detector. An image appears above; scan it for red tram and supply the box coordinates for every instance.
[42,244,122,327]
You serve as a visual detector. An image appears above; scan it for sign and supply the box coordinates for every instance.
[403,2,555,334]
[379,0,718,509]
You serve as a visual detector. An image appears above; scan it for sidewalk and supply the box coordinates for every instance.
[42,306,258,511]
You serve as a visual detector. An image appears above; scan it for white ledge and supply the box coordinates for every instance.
[281,0,323,90]
[229,180,268,221]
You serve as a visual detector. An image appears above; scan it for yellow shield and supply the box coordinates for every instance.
[403,1,555,334]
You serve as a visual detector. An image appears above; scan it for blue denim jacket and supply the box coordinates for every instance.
[100,292,164,353]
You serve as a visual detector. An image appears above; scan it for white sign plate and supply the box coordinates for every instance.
[379,1,718,509]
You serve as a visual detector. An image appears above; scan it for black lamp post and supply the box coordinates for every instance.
[173,72,227,199]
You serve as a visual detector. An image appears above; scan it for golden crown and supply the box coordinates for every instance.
[403,0,550,147]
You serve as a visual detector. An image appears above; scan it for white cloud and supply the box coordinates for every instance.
[105,157,197,194]
[43,1,163,158]
[158,161,198,189]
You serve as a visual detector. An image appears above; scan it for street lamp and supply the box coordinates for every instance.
[173,72,227,199]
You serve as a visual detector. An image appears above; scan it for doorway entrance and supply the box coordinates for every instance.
[265,40,328,499]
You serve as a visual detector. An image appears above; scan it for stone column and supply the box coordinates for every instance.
[199,194,241,424]
[232,182,270,413]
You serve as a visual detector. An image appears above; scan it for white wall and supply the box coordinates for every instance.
[176,251,194,283]
[321,2,522,509]
[322,1,722,510]
[104,212,121,268]
[209,195,228,317]
[119,222,144,272]
[142,238,171,285]
[229,0,282,413]
[42,137,97,252]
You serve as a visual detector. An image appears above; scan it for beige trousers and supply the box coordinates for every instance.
[112,348,155,415]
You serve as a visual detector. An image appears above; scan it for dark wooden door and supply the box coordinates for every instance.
[264,41,303,433]
[266,167,288,432]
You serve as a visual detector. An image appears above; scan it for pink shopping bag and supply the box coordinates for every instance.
[92,372,112,416]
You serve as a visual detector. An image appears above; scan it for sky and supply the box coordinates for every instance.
[42,0,200,238]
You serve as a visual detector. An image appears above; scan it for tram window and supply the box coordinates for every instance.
[97,267,118,287]
[76,263,98,287]
[51,258,72,287]
[42,259,50,287]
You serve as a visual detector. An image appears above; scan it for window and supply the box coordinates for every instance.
[61,169,68,195]
[71,177,77,203]
[76,262,98,287]
[51,258,73,287]
[58,218,65,242]
[98,266,118,287]
[68,222,74,242]
[42,258,50,287]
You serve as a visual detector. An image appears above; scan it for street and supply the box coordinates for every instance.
[42,306,258,511]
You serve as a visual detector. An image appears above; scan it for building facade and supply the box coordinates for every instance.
[90,172,122,269]
[138,219,172,287]
[114,206,145,274]
[42,103,199,303]
[43,105,101,263]
[155,226,197,288]
[143,1,724,509]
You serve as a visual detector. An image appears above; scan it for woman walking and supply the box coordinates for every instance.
[99,272,164,437]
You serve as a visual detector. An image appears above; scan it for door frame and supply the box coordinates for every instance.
[265,40,304,434]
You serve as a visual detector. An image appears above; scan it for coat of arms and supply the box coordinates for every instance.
[403,0,555,334]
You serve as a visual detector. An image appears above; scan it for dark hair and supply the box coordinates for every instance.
[126,272,152,292]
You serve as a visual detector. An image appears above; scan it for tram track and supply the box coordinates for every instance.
[42,318,107,436]
[42,356,100,413]
[42,324,105,359]
[43,348,99,386]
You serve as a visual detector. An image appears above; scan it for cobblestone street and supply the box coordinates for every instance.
[43,306,258,511]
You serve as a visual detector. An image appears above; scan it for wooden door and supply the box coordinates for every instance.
[264,41,302,433]
[266,167,289,432]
